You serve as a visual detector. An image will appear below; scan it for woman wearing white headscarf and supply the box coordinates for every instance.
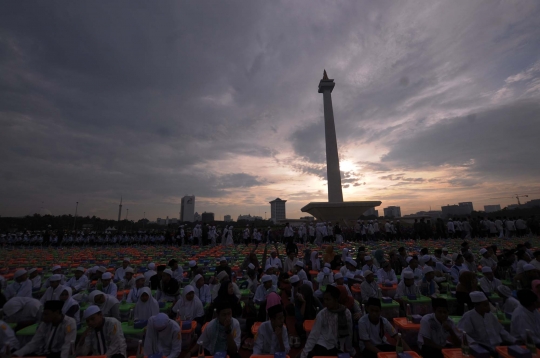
[60,287,80,325]
[134,287,159,321]
[172,285,204,326]
[88,290,120,320]
[190,274,212,306]
[311,251,320,271]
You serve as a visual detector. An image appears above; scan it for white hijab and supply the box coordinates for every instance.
[342,248,350,262]
[134,287,159,321]
[61,287,80,324]
[311,251,320,271]
[190,274,204,288]
[172,285,204,320]
[88,290,118,316]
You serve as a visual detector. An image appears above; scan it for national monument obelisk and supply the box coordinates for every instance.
[301,70,381,223]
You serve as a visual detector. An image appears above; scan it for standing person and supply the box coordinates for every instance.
[300,285,353,358]
[144,313,182,358]
[77,306,127,358]
[243,225,251,246]
[447,219,455,239]
[283,223,294,244]
[418,298,462,358]
[309,223,315,244]
[13,300,76,358]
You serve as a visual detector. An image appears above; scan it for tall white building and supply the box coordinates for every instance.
[269,198,287,222]
[383,206,401,218]
[180,196,195,222]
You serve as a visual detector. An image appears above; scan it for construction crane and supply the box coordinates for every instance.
[489,194,529,206]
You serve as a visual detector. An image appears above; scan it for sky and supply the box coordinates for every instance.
[1,1,540,221]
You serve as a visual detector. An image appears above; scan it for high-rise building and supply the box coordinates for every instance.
[459,202,474,212]
[269,198,287,222]
[180,196,195,222]
[383,206,401,218]
[194,212,201,222]
[441,203,472,218]
[484,205,501,213]
[201,212,214,222]
[224,215,232,222]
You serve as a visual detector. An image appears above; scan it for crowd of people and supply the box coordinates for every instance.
[1,232,540,358]
[1,214,539,247]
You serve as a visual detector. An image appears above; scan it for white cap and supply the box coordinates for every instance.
[124,267,134,274]
[50,274,62,281]
[123,258,131,262]
[498,285,512,298]
[295,261,304,268]
[523,264,535,272]
[216,271,228,281]
[324,263,331,268]
[334,273,343,280]
[220,257,227,262]
[323,267,331,275]
[163,269,173,276]
[442,247,448,252]
[52,265,61,271]
[480,248,488,255]
[289,275,300,284]
[83,305,101,320]
[248,263,255,270]
[403,271,414,279]
[75,267,85,272]
[97,266,107,273]
[406,257,413,263]
[470,291,488,303]
[148,263,156,270]
[364,270,374,276]
[261,275,273,283]
[422,266,434,274]
[14,269,27,279]
[189,260,197,268]
[481,267,492,273]
[345,272,355,279]
[365,256,372,261]
[153,313,169,330]
[28,268,37,275]
[101,272,112,280]
[346,258,357,267]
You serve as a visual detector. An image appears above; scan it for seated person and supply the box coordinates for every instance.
[66,267,89,294]
[0,318,20,352]
[294,283,321,342]
[360,270,379,302]
[254,276,277,321]
[208,280,243,319]
[450,254,466,285]
[172,285,205,332]
[126,275,146,303]
[377,262,397,285]
[77,305,127,358]
[100,272,118,298]
[185,300,241,358]
[421,266,439,296]
[332,273,352,297]
[253,304,290,355]
[358,297,410,358]
[144,313,182,358]
[13,300,76,358]
[5,269,32,300]
[2,297,42,329]
[316,266,334,286]
[510,289,540,346]
[28,268,41,291]
[301,285,353,358]
[458,292,516,354]
[157,269,180,302]
[88,290,120,321]
[401,257,423,285]
[120,267,135,290]
[40,275,64,303]
[134,287,159,321]
[419,298,462,358]
[190,274,212,305]
[59,287,80,325]
[394,271,421,300]
[498,285,520,314]
[478,267,501,294]
[362,255,377,273]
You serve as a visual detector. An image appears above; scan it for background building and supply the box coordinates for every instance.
[269,198,286,222]
[157,217,178,225]
[237,214,263,221]
[458,202,474,212]
[180,196,195,222]
[441,202,473,217]
[363,208,379,217]
[194,212,201,222]
[383,206,401,218]
[484,204,501,213]
[224,215,232,222]
[201,212,214,222]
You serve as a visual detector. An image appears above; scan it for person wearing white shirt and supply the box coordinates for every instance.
[498,285,520,314]
[478,267,501,294]
[190,274,212,305]
[113,258,131,281]
[449,254,466,285]
[283,253,298,273]
[360,271,379,303]
[0,319,20,352]
[253,304,290,355]
[361,256,377,274]
[254,276,277,304]
[168,259,184,283]
[311,251,321,271]
[418,298,462,358]
[2,297,42,326]
[77,306,127,358]
[4,269,32,300]
[120,267,135,290]
[479,248,497,271]
[283,223,294,242]
[358,297,409,358]
[394,271,421,300]
[458,292,516,353]
[144,263,157,286]
[441,248,452,265]
[447,219,455,238]
[144,313,182,358]
[100,272,118,299]
[28,268,41,291]
[13,300,76,358]
[332,273,352,297]
[66,267,89,293]
[301,285,353,358]
[267,251,283,270]
[377,262,397,285]
[510,290,540,345]
[40,275,64,303]
[126,275,146,303]
[316,267,335,286]
[530,251,540,271]
[43,266,66,289]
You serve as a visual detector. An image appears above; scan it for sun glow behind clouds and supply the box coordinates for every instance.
[340,160,356,172]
